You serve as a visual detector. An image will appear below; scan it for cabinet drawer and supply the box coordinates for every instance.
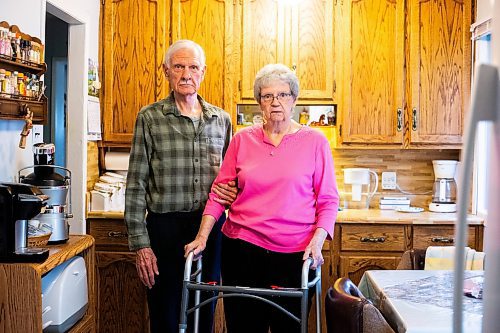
[340,225,406,252]
[88,218,129,251]
[413,226,477,249]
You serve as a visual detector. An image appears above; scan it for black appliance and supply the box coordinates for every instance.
[0,182,49,263]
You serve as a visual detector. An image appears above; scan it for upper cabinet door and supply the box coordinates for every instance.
[408,0,471,146]
[338,0,405,146]
[240,0,284,100]
[291,0,335,101]
[101,0,169,144]
[239,0,335,102]
[170,0,236,113]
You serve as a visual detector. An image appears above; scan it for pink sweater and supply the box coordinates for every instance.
[203,124,339,253]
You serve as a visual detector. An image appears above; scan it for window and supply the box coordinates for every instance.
[471,21,492,216]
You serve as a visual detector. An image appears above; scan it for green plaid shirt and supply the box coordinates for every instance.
[125,92,232,250]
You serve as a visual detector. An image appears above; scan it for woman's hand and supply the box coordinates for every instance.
[213,180,238,206]
[135,247,159,289]
[184,215,217,257]
[184,235,208,257]
[303,228,328,269]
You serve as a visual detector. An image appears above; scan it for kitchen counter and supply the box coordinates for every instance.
[336,209,484,225]
[87,209,484,225]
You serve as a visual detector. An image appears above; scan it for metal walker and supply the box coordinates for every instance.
[179,251,322,333]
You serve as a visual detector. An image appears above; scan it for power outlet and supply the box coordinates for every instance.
[382,172,397,190]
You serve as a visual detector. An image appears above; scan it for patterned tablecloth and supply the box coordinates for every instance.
[358,270,483,333]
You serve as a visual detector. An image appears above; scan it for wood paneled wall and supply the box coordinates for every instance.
[332,149,460,208]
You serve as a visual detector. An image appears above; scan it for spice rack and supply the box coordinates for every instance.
[0,22,47,124]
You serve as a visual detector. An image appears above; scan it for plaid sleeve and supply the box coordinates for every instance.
[125,111,152,251]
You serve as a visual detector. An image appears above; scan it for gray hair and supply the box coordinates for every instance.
[253,64,299,102]
[163,40,206,67]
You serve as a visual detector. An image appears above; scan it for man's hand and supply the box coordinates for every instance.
[136,247,159,289]
[213,180,238,206]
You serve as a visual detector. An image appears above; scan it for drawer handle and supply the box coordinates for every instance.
[108,231,128,238]
[360,236,386,243]
[431,237,454,244]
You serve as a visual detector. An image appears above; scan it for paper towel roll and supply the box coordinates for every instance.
[105,152,130,171]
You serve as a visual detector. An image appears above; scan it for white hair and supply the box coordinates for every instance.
[163,40,206,66]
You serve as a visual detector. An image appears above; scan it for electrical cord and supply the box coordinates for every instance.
[395,183,433,195]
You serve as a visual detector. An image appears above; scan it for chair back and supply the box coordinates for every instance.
[325,277,395,333]
[397,249,426,270]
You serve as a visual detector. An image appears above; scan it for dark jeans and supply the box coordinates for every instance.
[145,211,224,333]
[221,236,314,333]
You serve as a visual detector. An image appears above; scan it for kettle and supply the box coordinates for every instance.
[342,168,379,209]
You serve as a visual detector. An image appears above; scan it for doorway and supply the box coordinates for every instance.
[44,12,68,167]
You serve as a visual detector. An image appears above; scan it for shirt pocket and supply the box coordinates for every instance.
[202,136,225,166]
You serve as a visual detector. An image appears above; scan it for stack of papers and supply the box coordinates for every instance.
[379,196,410,210]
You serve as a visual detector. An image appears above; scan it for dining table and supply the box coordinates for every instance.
[358,270,483,333]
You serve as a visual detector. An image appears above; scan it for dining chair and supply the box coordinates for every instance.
[325,277,395,333]
[396,248,426,270]
[397,247,486,270]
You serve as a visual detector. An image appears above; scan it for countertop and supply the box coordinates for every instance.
[87,209,484,225]
[336,209,484,225]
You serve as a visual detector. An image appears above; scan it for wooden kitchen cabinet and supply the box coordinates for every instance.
[408,0,471,146]
[337,0,471,148]
[100,0,235,145]
[87,217,150,333]
[170,0,237,117]
[337,0,405,146]
[0,235,96,333]
[100,0,170,144]
[332,222,484,285]
[333,224,410,284]
[237,0,335,102]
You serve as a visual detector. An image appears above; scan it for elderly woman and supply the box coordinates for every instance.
[185,63,339,332]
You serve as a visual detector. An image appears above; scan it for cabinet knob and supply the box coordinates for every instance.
[360,236,386,243]
[108,231,128,238]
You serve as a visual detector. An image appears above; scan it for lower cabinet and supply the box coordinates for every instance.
[87,218,150,333]
[332,222,484,285]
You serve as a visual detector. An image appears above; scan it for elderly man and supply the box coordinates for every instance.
[125,39,236,333]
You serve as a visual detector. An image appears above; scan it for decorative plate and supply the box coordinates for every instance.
[395,207,424,213]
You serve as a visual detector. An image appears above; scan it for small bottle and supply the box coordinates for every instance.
[4,71,12,95]
[11,71,19,95]
[18,73,26,96]
[0,28,6,55]
[0,69,6,97]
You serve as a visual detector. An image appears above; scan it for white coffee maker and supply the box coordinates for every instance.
[429,160,458,213]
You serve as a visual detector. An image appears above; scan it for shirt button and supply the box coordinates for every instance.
[194,200,199,204]
[195,158,199,162]
[195,179,199,183]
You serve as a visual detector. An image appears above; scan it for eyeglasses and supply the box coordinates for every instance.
[260,92,293,104]
[170,63,202,74]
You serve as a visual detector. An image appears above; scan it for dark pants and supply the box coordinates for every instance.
[221,236,314,333]
[145,211,224,333]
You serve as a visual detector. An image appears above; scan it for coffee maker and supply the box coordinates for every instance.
[429,160,458,213]
[0,182,50,262]
[19,143,72,244]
